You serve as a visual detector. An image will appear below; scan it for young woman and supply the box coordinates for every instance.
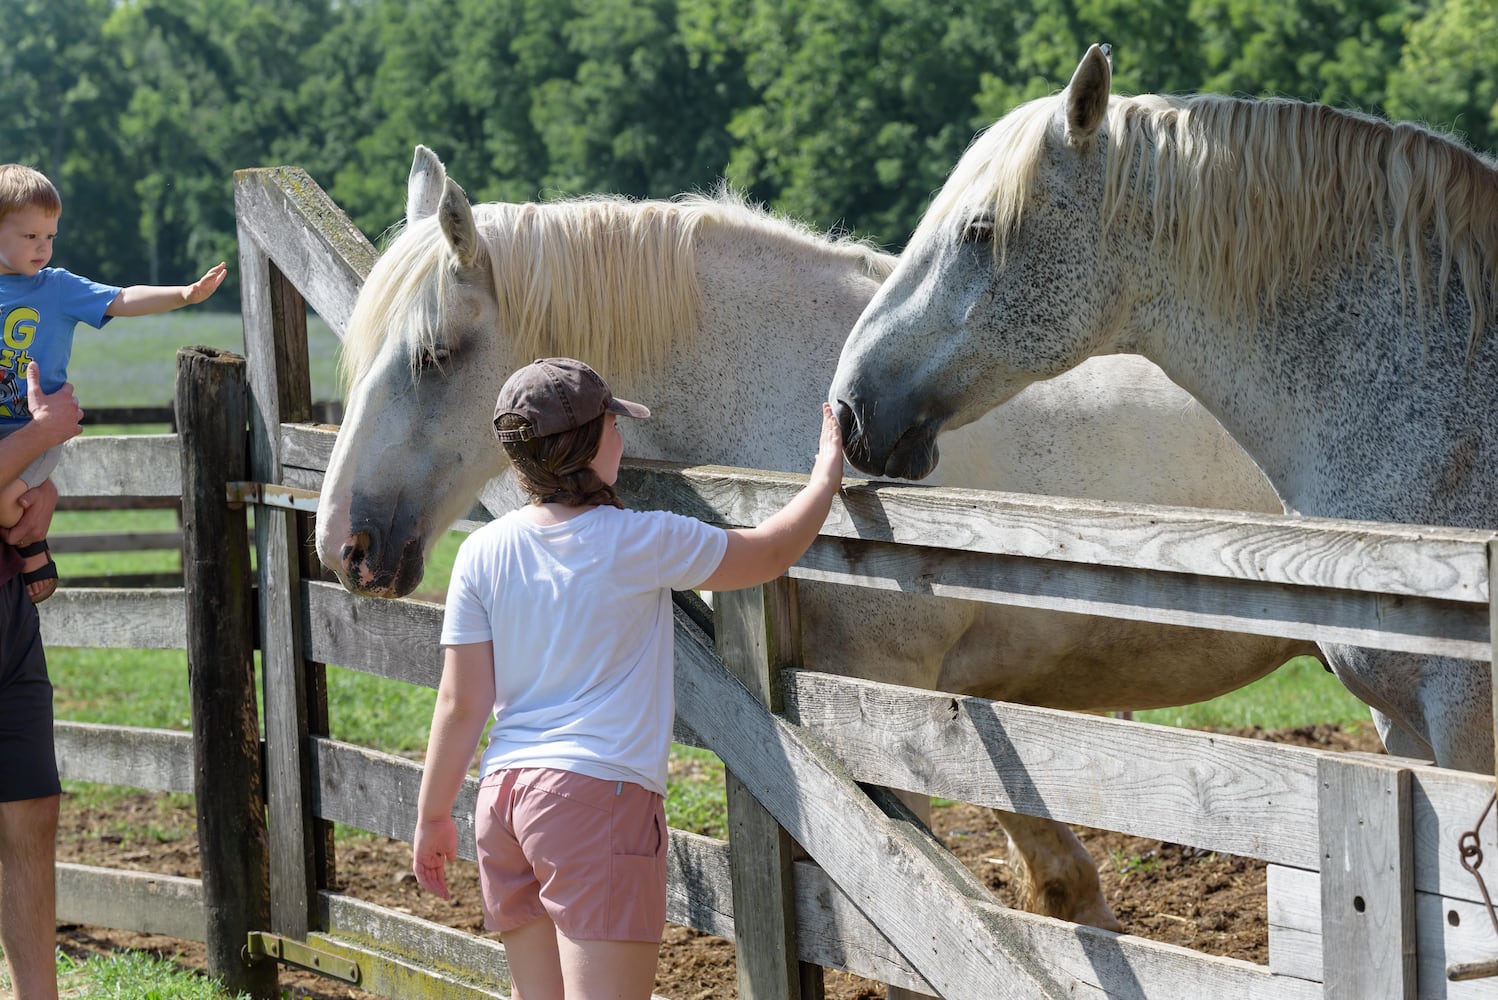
[412,357,842,1000]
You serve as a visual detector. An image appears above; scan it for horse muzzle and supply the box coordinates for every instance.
[331,526,428,599]
[834,398,941,481]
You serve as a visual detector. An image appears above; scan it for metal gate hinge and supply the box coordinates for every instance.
[245,932,361,985]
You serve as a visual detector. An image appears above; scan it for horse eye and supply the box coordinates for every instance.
[418,346,451,371]
[960,216,995,244]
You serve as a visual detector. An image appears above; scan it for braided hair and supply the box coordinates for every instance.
[498,412,624,509]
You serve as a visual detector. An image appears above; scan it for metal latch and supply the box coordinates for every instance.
[1449,958,1498,981]
[1447,790,1498,983]
[225,481,322,512]
[245,932,361,985]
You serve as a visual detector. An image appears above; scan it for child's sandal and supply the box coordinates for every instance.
[16,539,58,603]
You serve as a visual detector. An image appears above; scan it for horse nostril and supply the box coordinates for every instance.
[342,531,372,567]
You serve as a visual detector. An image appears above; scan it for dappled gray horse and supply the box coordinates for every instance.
[832,43,1498,774]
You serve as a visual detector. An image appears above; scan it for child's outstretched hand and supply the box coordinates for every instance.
[811,401,844,490]
[183,262,228,305]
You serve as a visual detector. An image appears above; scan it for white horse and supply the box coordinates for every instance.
[831,44,1498,775]
[313,147,1316,948]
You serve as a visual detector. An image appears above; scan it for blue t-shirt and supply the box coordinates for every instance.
[0,268,120,430]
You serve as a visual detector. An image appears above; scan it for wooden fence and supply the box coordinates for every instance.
[46,402,340,587]
[39,163,1498,1000]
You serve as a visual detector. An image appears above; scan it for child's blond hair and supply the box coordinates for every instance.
[0,164,61,223]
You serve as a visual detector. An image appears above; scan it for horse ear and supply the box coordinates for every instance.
[438,177,480,269]
[407,145,447,224]
[1064,43,1112,144]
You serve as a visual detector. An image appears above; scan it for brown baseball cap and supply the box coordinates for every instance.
[493,357,651,443]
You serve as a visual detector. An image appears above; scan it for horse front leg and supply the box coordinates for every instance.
[879,793,1119,1000]
[996,811,1121,931]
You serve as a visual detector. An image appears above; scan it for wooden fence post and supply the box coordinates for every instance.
[236,209,330,936]
[176,346,276,998]
[715,578,825,1000]
[1490,540,1498,783]
[1318,752,1415,998]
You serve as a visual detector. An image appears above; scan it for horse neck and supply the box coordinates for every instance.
[1132,256,1498,525]
[621,226,886,474]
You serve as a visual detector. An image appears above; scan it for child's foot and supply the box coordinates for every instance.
[16,539,57,603]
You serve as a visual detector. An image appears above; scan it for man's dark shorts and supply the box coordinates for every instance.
[0,571,60,802]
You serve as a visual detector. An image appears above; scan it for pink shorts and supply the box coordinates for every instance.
[475,767,668,942]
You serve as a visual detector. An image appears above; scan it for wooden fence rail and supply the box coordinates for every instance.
[269,437,1498,1000]
[50,388,1498,997]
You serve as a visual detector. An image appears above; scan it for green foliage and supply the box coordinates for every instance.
[4,1,1486,268]
[0,0,137,280]
[1386,0,1498,153]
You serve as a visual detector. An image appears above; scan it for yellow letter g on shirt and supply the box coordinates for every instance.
[3,307,38,351]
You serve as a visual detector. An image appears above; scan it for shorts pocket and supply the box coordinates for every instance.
[612,796,665,859]
[606,851,668,940]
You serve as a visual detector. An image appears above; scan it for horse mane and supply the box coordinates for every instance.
[926,90,1498,346]
[339,188,892,390]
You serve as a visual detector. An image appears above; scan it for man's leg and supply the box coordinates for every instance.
[0,794,60,1000]
[0,553,61,999]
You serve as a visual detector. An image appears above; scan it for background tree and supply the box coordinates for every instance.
[1,0,1490,297]
[1386,0,1498,154]
[103,0,343,298]
[0,0,134,281]
[717,0,1024,244]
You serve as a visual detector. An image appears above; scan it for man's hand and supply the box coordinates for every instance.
[26,363,83,448]
[1,478,57,547]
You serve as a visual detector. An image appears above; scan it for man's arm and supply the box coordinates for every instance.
[106,261,227,317]
[2,479,58,547]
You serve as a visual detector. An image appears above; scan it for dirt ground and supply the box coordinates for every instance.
[52,722,1382,1000]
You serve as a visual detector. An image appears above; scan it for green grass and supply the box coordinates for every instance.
[1134,654,1370,730]
[667,744,730,839]
[68,309,343,407]
[0,947,251,1000]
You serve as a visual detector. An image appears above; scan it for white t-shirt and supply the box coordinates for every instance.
[442,504,727,795]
